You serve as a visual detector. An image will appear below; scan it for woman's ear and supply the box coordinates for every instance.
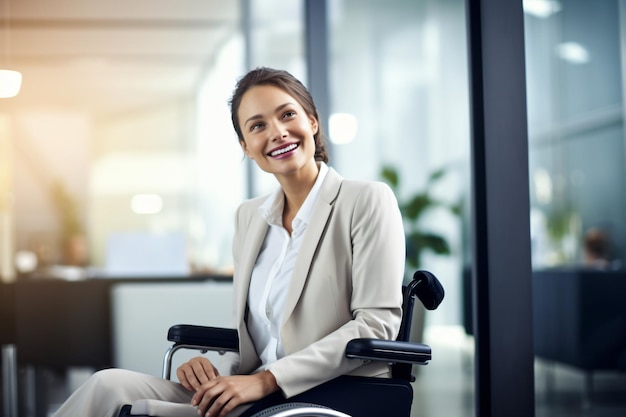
[310,116,319,135]
[239,140,252,159]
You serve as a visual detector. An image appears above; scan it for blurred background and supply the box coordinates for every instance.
[0,0,625,416]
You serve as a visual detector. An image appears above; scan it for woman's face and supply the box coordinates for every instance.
[237,85,319,178]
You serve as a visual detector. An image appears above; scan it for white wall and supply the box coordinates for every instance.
[111,280,234,378]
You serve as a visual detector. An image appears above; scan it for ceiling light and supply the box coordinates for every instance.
[0,69,22,98]
[1,0,21,98]
[523,0,562,18]
[15,250,37,274]
[556,42,590,64]
[131,194,164,215]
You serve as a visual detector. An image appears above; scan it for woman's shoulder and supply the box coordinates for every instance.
[236,195,267,217]
[331,177,402,226]
[338,177,395,200]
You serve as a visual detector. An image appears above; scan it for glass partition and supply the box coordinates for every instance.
[4,3,246,277]
[526,0,626,270]
[524,0,626,415]
[328,0,474,415]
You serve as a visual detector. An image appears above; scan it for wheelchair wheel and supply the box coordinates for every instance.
[249,402,351,417]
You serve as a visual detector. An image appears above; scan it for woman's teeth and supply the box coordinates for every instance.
[270,143,298,157]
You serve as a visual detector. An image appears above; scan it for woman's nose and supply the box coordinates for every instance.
[268,121,288,141]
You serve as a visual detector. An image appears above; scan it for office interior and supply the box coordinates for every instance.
[0,0,625,416]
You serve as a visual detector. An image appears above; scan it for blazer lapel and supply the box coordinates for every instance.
[281,168,343,324]
[235,212,268,324]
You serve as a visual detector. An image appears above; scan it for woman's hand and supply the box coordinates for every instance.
[192,370,279,417]
[176,357,220,392]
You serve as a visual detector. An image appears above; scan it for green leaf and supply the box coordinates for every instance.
[380,165,399,190]
[450,200,464,217]
[403,193,432,220]
[422,234,451,255]
[407,231,451,254]
[427,167,446,184]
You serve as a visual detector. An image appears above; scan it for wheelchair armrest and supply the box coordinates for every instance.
[345,338,431,364]
[162,325,239,380]
[167,325,239,352]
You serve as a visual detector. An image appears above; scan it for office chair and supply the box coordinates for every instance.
[118,270,444,417]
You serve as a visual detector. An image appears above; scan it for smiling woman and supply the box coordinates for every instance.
[231,70,324,236]
[51,67,407,417]
[229,68,328,166]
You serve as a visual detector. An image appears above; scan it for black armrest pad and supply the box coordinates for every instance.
[167,325,239,351]
[346,338,431,364]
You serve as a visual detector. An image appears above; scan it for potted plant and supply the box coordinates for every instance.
[381,165,461,344]
[50,181,88,266]
[381,165,461,270]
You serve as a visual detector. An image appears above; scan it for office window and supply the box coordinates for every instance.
[328,0,474,415]
[329,0,470,325]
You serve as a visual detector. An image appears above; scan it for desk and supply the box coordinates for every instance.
[15,279,112,369]
[2,274,232,417]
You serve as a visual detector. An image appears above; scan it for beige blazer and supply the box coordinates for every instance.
[228,167,406,398]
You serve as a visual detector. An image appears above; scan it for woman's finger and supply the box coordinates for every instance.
[201,359,219,380]
[190,361,211,387]
[176,364,195,391]
[177,357,215,391]
[195,382,223,414]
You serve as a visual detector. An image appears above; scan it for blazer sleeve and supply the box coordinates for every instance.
[266,181,406,397]
[218,204,245,376]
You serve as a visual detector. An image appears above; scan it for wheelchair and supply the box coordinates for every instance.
[118,270,444,417]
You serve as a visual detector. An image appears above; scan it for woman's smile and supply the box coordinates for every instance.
[269,143,299,159]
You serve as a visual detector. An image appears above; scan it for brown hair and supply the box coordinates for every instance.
[229,67,329,163]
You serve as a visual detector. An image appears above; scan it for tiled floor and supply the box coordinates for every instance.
[40,325,626,416]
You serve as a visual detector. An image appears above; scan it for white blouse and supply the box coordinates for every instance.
[247,162,329,368]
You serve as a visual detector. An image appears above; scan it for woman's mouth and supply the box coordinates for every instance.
[269,143,299,158]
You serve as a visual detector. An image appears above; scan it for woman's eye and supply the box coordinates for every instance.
[282,111,296,119]
[250,122,264,132]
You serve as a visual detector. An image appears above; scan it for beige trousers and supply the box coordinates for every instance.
[51,368,251,417]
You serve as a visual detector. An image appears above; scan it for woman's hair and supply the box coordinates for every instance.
[229,67,329,163]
